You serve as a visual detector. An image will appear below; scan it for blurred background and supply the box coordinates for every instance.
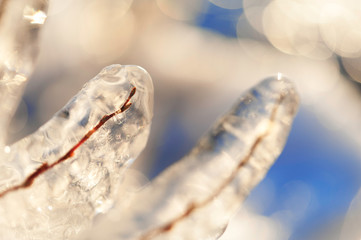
[8,0,361,239]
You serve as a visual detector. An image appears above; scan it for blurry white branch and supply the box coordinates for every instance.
[0,0,47,145]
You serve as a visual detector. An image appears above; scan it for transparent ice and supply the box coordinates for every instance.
[0,1,300,239]
[78,77,299,240]
[0,64,153,240]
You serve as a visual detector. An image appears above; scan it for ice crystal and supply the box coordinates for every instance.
[78,77,299,240]
[0,65,153,240]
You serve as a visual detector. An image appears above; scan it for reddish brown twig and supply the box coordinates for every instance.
[139,95,284,240]
[0,87,136,198]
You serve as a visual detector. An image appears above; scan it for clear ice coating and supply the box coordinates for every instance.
[78,77,299,240]
[0,65,153,240]
[0,0,48,145]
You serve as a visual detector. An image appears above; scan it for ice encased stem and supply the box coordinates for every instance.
[0,65,153,240]
[0,0,48,145]
[79,77,299,240]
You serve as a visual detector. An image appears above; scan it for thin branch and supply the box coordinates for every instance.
[0,87,136,198]
[139,94,284,240]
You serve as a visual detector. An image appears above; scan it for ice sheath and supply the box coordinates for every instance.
[79,76,299,240]
[0,65,153,240]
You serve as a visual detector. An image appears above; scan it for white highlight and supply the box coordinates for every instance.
[24,10,47,24]
[4,146,10,154]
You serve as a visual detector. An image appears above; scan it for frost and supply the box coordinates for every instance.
[78,77,299,240]
[0,65,154,240]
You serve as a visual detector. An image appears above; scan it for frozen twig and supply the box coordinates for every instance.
[0,87,136,199]
[0,65,153,240]
[79,76,299,240]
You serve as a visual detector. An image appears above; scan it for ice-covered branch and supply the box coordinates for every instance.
[79,76,299,240]
[0,65,153,240]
